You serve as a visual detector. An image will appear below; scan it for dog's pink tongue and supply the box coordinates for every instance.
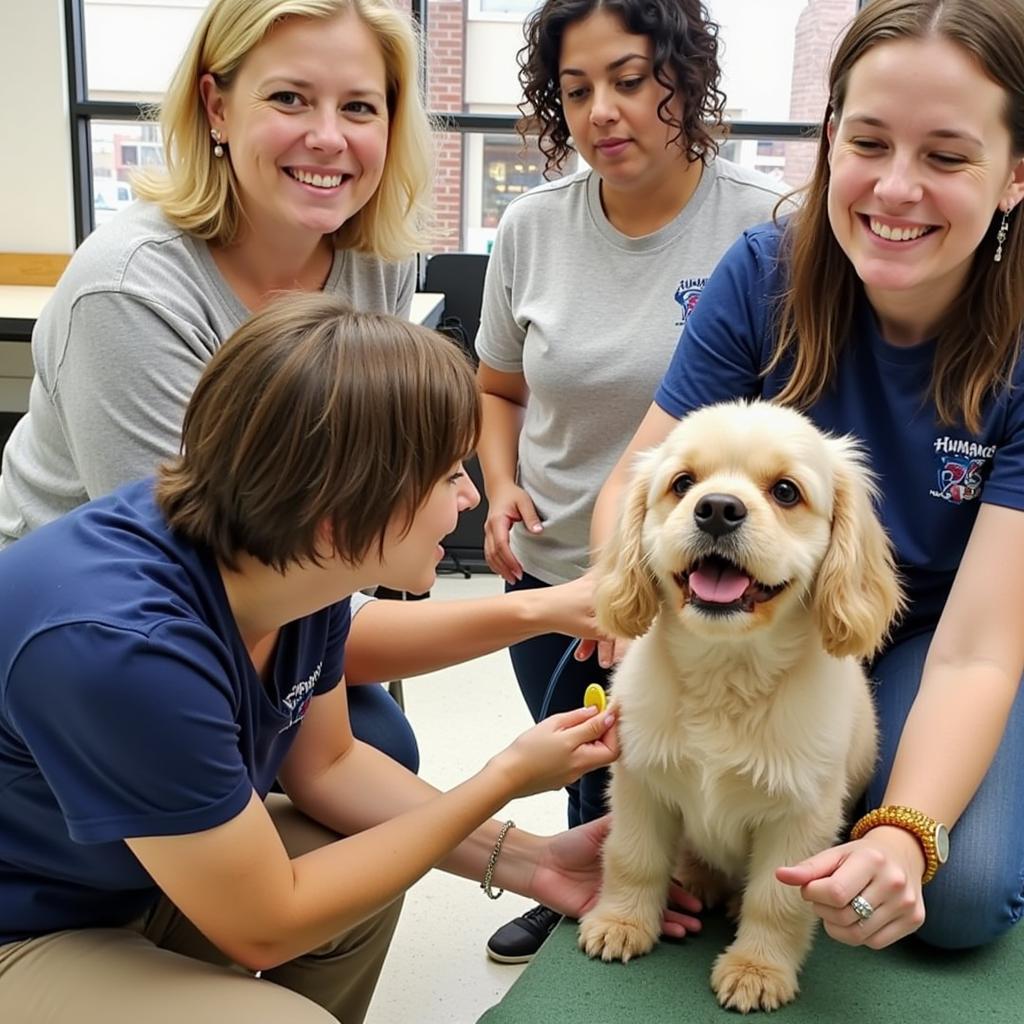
[689,564,751,603]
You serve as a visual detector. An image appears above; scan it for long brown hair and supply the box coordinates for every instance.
[770,0,1024,432]
[156,294,480,571]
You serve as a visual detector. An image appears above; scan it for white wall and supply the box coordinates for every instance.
[0,0,74,254]
[712,0,807,120]
[465,21,524,108]
[0,0,73,410]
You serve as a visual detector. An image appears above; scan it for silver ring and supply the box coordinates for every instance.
[850,893,874,921]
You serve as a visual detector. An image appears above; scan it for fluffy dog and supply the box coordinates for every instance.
[578,401,903,1013]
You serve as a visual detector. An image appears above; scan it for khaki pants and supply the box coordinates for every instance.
[0,795,401,1023]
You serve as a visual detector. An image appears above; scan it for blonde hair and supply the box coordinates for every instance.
[133,0,433,260]
[770,0,1024,432]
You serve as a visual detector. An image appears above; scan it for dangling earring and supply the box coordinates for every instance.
[210,129,225,158]
[994,203,1014,263]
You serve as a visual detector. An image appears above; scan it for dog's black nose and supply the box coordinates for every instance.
[694,493,747,537]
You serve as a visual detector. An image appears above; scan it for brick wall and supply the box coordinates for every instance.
[426,0,466,251]
[785,0,857,187]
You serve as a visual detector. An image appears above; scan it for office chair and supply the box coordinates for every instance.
[380,253,491,708]
[422,252,489,365]
[422,252,491,575]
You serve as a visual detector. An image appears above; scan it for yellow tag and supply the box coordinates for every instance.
[583,683,607,713]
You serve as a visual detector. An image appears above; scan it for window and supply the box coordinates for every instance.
[476,135,578,251]
[481,137,545,226]
[718,137,817,190]
[87,120,156,223]
[68,0,866,246]
[468,0,540,20]
[82,0,207,102]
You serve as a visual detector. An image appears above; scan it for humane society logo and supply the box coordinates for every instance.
[280,660,323,731]
[674,277,707,327]
[929,436,995,505]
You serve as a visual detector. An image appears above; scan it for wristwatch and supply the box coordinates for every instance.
[850,805,950,884]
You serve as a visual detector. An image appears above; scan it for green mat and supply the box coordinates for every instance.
[478,915,1023,1023]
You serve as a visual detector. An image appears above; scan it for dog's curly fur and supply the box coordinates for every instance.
[578,401,903,1013]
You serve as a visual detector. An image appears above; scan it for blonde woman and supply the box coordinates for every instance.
[0,0,602,773]
[0,0,432,546]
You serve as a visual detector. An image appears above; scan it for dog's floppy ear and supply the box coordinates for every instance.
[595,450,661,639]
[814,439,904,658]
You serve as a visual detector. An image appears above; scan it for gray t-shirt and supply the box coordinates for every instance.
[475,159,788,585]
[0,202,415,545]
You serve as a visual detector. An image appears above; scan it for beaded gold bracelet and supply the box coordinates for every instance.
[850,805,949,884]
[481,820,516,899]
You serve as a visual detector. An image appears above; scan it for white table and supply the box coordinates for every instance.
[0,286,446,342]
[411,291,444,329]
[0,286,446,417]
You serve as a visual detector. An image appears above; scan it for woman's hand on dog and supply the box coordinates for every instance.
[488,705,619,799]
[484,481,542,583]
[575,634,632,669]
[776,828,927,948]
[528,816,704,934]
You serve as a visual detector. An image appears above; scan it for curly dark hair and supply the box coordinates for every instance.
[518,0,727,177]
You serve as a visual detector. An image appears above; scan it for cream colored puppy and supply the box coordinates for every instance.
[578,401,903,1013]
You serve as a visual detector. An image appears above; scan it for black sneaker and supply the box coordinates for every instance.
[485,904,563,964]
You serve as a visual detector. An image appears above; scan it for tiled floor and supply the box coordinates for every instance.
[364,573,567,1024]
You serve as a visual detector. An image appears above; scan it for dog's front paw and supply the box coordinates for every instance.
[710,948,799,1013]
[578,910,658,963]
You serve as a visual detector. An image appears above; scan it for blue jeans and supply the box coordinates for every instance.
[347,683,420,774]
[868,631,1024,949]
[507,573,611,828]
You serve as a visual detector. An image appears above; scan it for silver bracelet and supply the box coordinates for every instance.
[481,820,516,899]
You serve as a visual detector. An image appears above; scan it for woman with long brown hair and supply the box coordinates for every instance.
[595,0,1024,959]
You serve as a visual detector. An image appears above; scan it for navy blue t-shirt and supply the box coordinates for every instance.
[0,479,350,942]
[655,223,1024,643]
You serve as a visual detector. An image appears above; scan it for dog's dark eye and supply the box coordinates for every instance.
[671,473,695,497]
[771,479,801,506]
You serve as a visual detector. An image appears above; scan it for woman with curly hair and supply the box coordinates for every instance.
[475,0,789,962]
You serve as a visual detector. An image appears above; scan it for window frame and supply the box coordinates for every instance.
[64,0,870,244]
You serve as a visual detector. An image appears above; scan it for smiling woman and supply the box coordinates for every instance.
[824,35,1020,348]
[0,0,440,807]
[595,0,1024,964]
[196,10,393,297]
[0,0,433,549]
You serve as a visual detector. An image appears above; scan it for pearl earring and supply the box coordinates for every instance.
[210,129,225,158]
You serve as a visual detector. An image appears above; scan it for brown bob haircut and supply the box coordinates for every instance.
[771,0,1024,432]
[155,294,481,571]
